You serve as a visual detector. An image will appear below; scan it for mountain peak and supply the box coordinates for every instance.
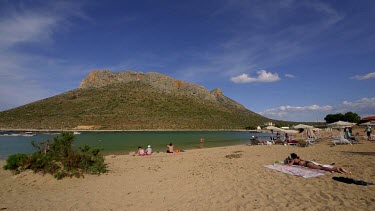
[79,70,229,102]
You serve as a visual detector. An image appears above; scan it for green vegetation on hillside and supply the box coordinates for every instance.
[0,81,279,129]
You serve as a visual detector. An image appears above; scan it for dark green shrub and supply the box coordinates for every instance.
[245,126,256,130]
[3,153,29,171]
[3,132,107,179]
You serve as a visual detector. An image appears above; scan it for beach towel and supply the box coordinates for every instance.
[264,164,325,178]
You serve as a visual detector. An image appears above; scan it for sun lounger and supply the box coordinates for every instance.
[362,135,375,140]
[348,136,359,144]
[286,140,298,146]
[274,138,284,145]
[331,138,351,145]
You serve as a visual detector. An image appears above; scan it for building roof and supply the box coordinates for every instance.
[361,116,375,121]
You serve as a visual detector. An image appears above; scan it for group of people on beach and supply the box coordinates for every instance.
[137,145,153,156]
[137,142,178,155]
[137,137,207,155]
[250,132,296,145]
[250,136,272,145]
[274,132,297,145]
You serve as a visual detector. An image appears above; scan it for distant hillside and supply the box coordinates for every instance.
[0,70,278,130]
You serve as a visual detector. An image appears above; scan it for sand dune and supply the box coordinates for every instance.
[1,137,374,210]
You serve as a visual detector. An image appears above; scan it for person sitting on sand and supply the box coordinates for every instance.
[250,136,272,145]
[166,143,174,153]
[287,153,350,174]
[250,136,261,145]
[145,145,153,155]
[137,146,145,156]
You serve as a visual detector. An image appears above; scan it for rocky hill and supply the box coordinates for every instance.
[0,70,277,130]
[79,70,245,110]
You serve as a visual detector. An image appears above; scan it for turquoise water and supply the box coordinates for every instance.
[0,131,271,159]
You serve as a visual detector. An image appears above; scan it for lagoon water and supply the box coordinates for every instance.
[0,131,271,159]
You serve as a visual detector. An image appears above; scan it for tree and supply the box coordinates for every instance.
[324,113,344,123]
[344,112,361,123]
[324,112,361,123]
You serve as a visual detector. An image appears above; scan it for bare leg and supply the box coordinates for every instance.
[336,167,351,174]
[306,162,350,174]
[306,162,334,171]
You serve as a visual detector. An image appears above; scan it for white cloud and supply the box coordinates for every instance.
[336,98,375,117]
[0,1,88,49]
[352,72,375,80]
[260,105,333,121]
[0,14,57,49]
[0,2,89,111]
[231,70,280,83]
[260,98,375,121]
[302,1,344,25]
[285,74,296,78]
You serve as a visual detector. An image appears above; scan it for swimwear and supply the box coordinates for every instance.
[304,160,311,167]
[293,160,311,167]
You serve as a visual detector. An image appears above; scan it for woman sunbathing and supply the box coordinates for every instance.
[287,153,350,174]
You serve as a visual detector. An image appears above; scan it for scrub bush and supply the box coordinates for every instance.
[3,153,29,173]
[3,132,107,179]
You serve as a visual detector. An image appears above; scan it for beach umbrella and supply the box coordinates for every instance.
[359,121,375,126]
[327,121,356,129]
[292,124,314,139]
[292,124,314,129]
[311,128,322,138]
[283,129,299,134]
[265,126,284,140]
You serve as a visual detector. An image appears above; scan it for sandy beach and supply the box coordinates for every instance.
[1,135,374,210]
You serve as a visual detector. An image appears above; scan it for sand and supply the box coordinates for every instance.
[1,135,374,210]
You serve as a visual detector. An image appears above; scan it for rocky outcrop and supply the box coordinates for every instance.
[79,70,246,110]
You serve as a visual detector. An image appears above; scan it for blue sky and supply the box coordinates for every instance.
[0,0,374,122]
